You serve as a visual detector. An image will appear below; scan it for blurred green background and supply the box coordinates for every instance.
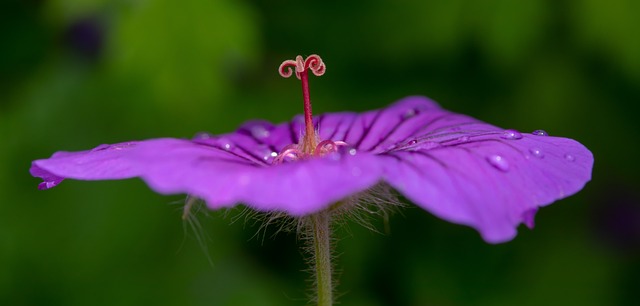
[2,0,639,305]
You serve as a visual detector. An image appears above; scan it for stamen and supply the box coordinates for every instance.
[314,140,348,155]
[273,140,349,165]
[273,144,302,165]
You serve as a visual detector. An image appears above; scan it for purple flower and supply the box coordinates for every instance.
[30,56,593,244]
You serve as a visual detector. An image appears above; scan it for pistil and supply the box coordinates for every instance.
[300,68,316,152]
[279,55,326,154]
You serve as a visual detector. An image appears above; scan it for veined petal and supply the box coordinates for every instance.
[351,97,594,243]
[133,138,383,215]
[31,142,143,186]
[32,138,383,216]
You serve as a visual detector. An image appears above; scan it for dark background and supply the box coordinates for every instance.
[2,0,639,305]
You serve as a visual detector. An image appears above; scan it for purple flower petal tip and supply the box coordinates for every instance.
[30,163,65,190]
[522,208,538,229]
[30,96,593,243]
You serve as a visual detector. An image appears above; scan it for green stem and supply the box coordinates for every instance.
[310,212,332,306]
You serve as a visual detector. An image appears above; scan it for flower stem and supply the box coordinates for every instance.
[310,212,332,306]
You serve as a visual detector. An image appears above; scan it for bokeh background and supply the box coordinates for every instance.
[2,0,639,305]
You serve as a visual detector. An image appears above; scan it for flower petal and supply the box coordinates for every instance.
[30,142,143,187]
[32,138,383,216]
[316,96,451,153]
[135,139,383,215]
[364,98,594,243]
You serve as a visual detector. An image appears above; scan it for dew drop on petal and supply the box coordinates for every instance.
[409,141,441,151]
[408,139,418,145]
[501,129,523,140]
[216,138,233,151]
[457,136,470,143]
[194,132,213,139]
[256,145,276,161]
[402,108,418,119]
[111,142,136,150]
[486,155,510,172]
[423,141,442,150]
[348,148,357,156]
[564,154,575,162]
[38,181,59,190]
[262,153,274,161]
[532,129,548,136]
[529,147,544,159]
[251,125,270,139]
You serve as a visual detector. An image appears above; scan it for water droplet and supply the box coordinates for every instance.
[529,147,544,158]
[532,129,548,136]
[256,145,276,161]
[423,142,441,150]
[251,125,270,139]
[216,138,233,151]
[408,141,441,151]
[564,154,575,162]
[457,136,470,143]
[325,144,358,160]
[408,139,418,145]
[262,152,277,161]
[111,142,135,150]
[93,143,136,151]
[486,155,510,172]
[501,129,523,140]
[402,108,418,119]
[38,181,59,190]
[194,132,212,139]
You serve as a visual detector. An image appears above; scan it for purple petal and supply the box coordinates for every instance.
[358,97,593,243]
[31,142,142,184]
[522,208,538,229]
[30,165,65,190]
[316,96,446,153]
[31,138,384,216]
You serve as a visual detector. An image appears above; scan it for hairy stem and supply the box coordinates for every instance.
[310,212,332,306]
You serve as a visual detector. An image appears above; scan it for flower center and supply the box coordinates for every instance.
[274,55,348,165]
